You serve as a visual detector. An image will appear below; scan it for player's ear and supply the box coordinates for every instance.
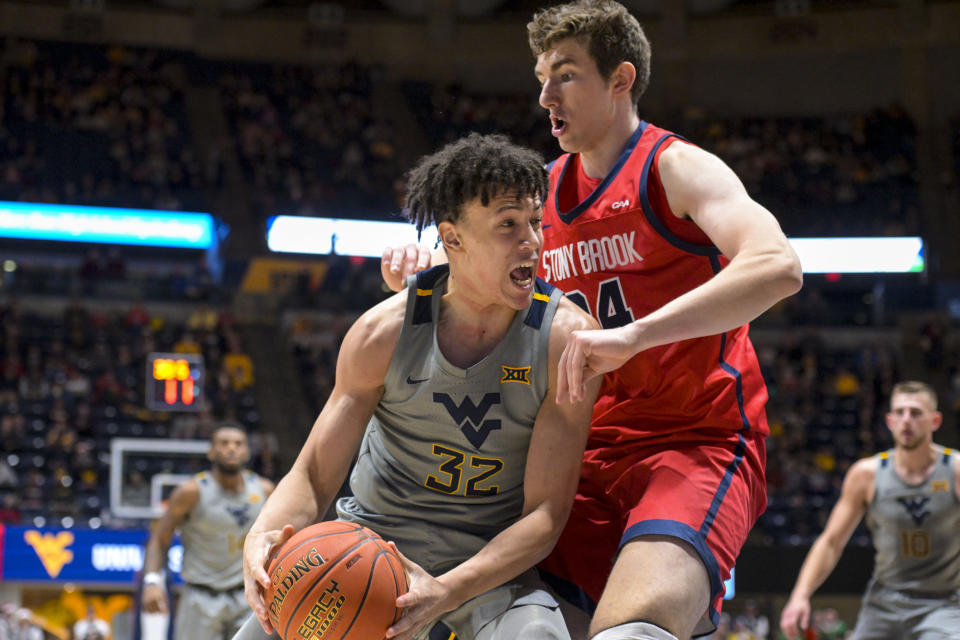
[438,221,462,252]
[610,61,636,99]
[931,410,943,432]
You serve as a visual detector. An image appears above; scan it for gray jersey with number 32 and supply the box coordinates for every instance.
[337,265,561,576]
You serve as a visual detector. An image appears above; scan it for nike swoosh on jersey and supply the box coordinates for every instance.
[406,375,430,384]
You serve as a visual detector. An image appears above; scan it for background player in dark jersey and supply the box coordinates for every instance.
[383,3,802,639]
[142,425,275,640]
[780,381,960,640]
[239,134,601,640]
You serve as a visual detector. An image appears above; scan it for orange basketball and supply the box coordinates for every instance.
[264,521,407,640]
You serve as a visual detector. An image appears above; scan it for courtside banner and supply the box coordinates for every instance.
[0,526,183,584]
[0,201,215,249]
[266,215,440,257]
[265,218,924,275]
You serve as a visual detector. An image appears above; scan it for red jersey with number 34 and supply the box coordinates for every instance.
[540,121,769,449]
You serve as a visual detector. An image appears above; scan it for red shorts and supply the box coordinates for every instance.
[539,429,767,632]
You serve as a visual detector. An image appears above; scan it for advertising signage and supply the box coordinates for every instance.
[0,525,182,585]
[0,201,216,249]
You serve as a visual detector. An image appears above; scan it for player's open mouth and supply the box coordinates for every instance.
[510,262,535,288]
[551,116,567,137]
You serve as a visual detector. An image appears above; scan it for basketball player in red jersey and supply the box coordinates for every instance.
[383,2,802,638]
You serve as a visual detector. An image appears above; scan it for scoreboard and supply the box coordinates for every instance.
[145,352,204,411]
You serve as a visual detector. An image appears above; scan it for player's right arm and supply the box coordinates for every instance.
[380,245,443,292]
[780,457,876,638]
[141,478,200,614]
[242,292,405,633]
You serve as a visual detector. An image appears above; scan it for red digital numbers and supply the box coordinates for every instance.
[147,353,203,411]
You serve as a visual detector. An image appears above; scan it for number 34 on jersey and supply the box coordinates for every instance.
[540,232,643,329]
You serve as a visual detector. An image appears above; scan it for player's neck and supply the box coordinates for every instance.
[437,287,516,369]
[212,467,245,492]
[893,443,937,478]
[579,111,642,180]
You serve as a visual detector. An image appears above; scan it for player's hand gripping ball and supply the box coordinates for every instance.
[264,521,407,640]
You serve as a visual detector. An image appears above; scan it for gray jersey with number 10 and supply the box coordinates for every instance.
[866,447,960,594]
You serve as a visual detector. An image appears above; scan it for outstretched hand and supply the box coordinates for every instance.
[242,524,295,634]
[385,543,454,640]
[557,325,639,403]
[381,245,433,292]
[779,596,812,639]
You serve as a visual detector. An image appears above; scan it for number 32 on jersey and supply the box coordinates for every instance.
[565,277,635,329]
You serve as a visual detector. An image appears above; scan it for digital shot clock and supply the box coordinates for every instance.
[145,352,204,411]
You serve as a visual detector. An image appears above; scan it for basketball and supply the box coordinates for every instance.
[264,521,407,640]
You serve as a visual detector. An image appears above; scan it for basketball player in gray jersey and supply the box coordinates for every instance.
[781,381,960,639]
[235,134,601,640]
[143,425,275,640]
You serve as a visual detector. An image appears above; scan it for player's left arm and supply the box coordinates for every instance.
[387,299,601,640]
[558,142,802,402]
[647,141,803,337]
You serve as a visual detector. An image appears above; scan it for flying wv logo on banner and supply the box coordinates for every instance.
[24,530,75,579]
[433,393,501,448]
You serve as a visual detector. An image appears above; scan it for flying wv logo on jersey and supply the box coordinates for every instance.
[897,496,931,526]
[433,393,501,448]
[225,504,252,527]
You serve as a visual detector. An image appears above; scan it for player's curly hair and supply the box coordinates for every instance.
[403,133,548,235]
[527,0,651,107]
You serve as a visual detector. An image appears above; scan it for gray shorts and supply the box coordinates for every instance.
[175,583,250,640]
[851,582,960,640]
[232,569,569,640]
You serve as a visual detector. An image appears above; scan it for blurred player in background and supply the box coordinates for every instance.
[780,380,960,639]
[73,604,110,640]
[142,425,275,640]
[237,134,601,640]
[383,2,802,638]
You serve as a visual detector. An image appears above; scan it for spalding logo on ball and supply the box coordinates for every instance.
[265,521,408,640]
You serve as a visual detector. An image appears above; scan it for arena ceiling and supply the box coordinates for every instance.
[148,0,739,17]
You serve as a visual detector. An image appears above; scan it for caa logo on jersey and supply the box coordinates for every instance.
[611,200,630,210]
